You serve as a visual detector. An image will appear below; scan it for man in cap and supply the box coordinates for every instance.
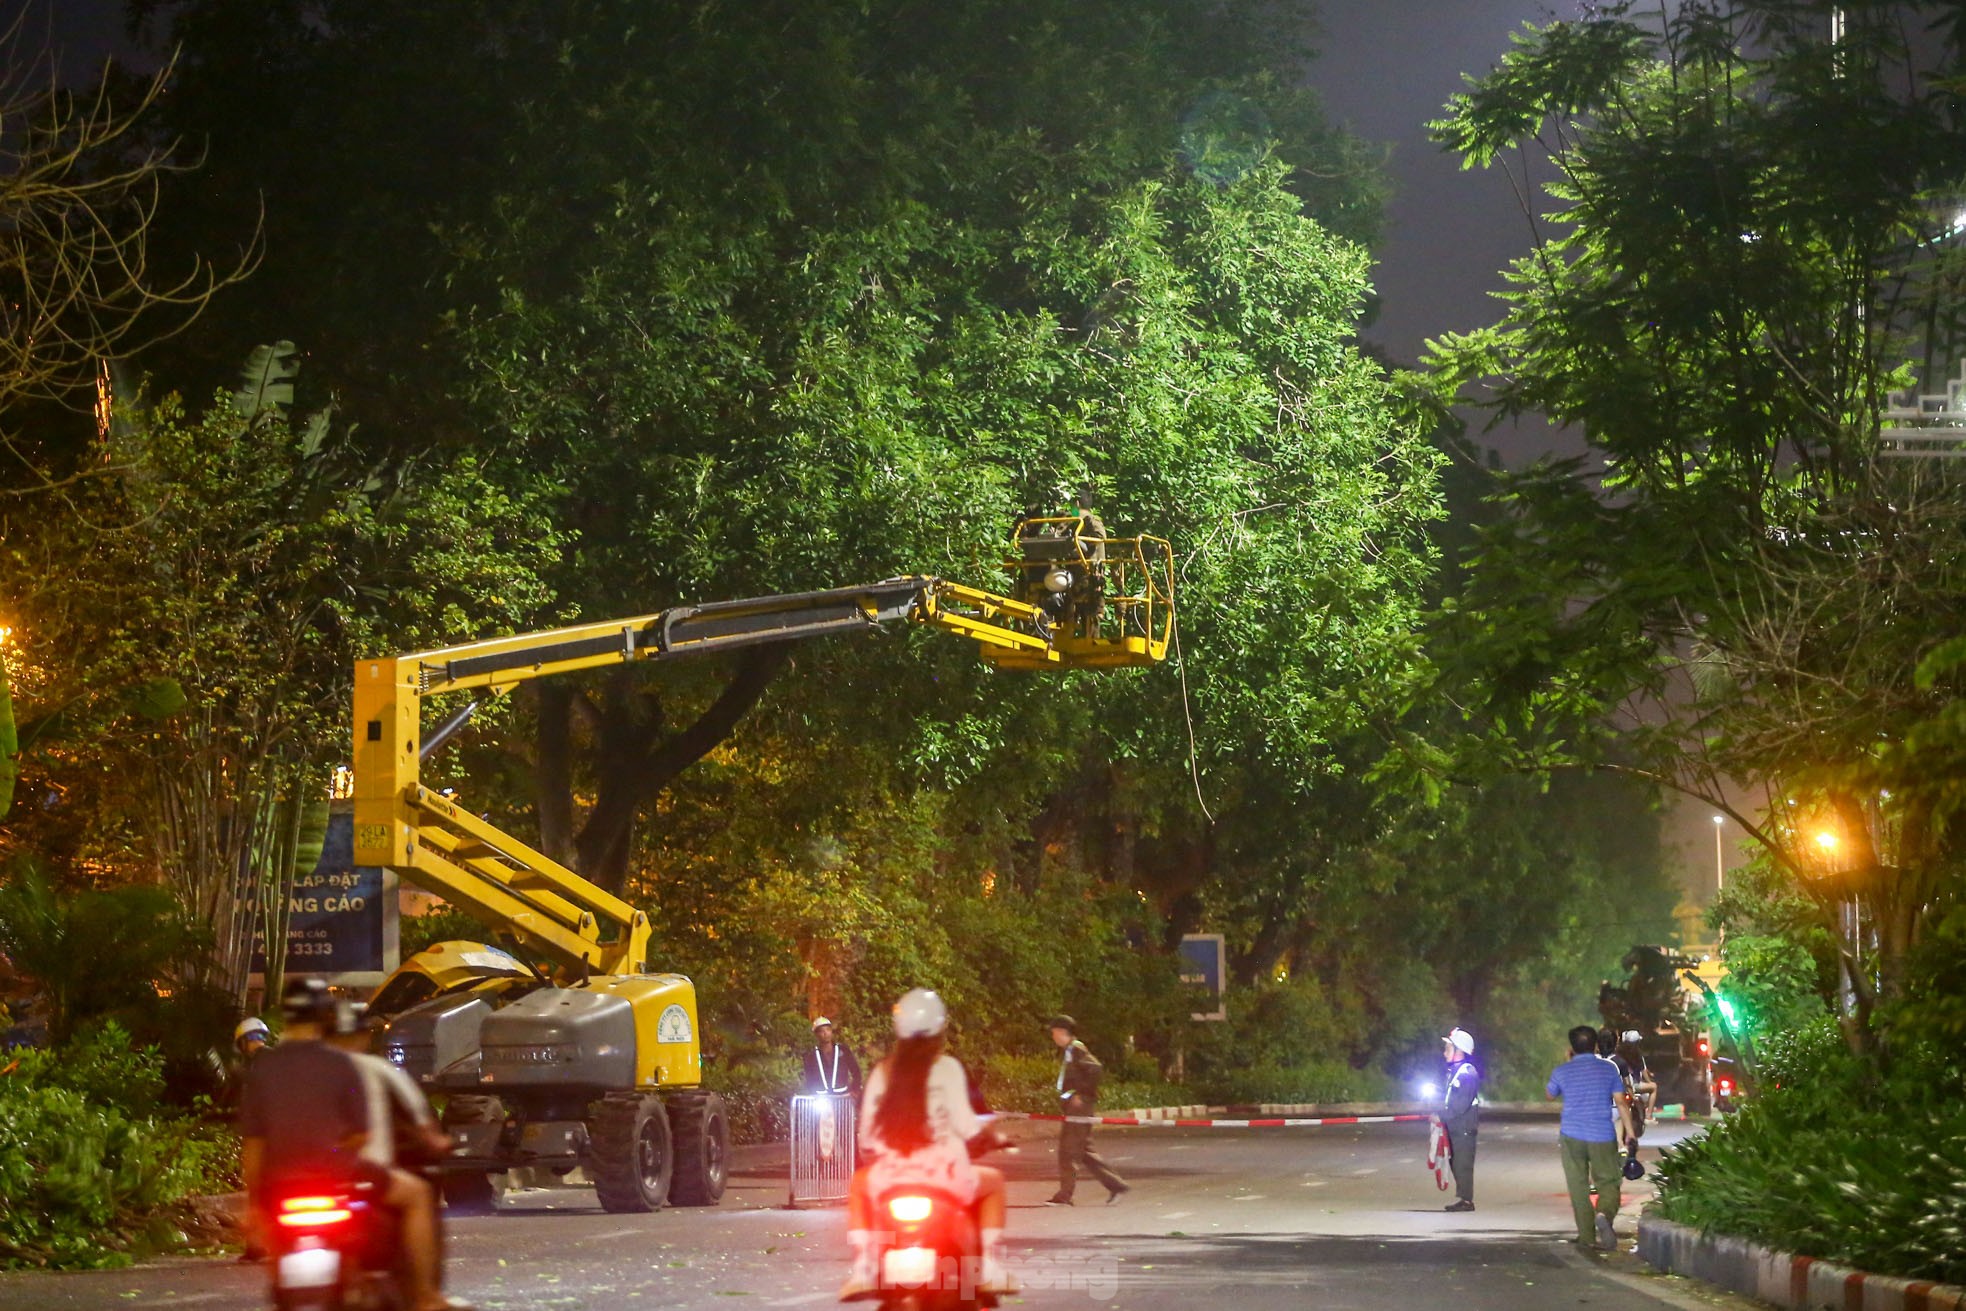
[801,1016,863,1100]
[1044,1015,1128,1205]
[1436,1027,1481,1211]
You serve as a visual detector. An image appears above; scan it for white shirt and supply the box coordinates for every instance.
[350,1051,434,1167]
[858,1053,981,1157]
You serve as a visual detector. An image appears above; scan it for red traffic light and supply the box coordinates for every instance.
[1696,1038,1711,1057]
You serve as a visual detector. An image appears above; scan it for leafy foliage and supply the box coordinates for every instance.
[1420,0,1966,1052]
[0,360,562,1003]
[1658,1019,1966,1284]
[0,1026,236,1269]
[0,861,213,1047]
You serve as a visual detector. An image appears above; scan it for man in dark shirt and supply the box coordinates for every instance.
[1044,1014,1128,1206]
[241,978,461,1311]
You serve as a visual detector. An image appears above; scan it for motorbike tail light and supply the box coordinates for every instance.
[1717,1078,1735,1095]
[278,1195,353,1227]
[887,1195,934,1223]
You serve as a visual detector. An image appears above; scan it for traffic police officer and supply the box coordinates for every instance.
[1439,1027,1481,1212]
[801,1016,863,1099]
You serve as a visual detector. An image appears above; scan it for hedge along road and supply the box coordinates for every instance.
[0,1115,1760,1311]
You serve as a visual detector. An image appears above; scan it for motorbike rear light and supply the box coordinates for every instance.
[1717,1078,1735,1095]
[277,1196,353,1227]
[887,1195,934,1223]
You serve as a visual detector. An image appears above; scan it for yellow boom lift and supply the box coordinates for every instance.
[354,520,1172,1212]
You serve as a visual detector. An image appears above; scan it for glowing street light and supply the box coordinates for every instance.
[1712,814,1725,894]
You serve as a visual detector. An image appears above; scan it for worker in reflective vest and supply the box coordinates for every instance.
[802,1016,864,1099]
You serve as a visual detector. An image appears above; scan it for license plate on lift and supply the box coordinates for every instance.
[277,1246,342,1289]
[882,1246,940,1288]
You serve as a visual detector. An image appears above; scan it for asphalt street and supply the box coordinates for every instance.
[0,1114,1756,1311]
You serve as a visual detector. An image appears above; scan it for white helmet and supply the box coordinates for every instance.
[1443,1027,1475,1056]
[892,988,948,1038]
[234,1016,271,1045]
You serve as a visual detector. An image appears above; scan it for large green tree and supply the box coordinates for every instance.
[1422,0,1966,1053]
[0,349,558,1002]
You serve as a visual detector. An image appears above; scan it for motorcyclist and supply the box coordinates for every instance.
[238,978,466,1311]
[234,1016,273,1061]
[327,1002,452,1173]
[840,988,1013,1300]
[1614,1030,1656,1134]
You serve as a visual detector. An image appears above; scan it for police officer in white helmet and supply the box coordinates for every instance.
[1437,1027,1481,1212]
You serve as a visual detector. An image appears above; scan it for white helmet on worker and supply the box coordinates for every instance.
[1443,1027,1475,1056]
[233,1016,270,1048]
[892,988,948,1038]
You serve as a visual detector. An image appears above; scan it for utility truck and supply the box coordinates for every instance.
[353,519,1173,1211]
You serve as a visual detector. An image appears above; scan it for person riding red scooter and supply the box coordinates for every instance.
[840,988,1014,1302]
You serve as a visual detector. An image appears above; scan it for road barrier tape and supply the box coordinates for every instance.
[1001,1112,1432,1128]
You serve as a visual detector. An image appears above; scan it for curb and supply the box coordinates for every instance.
[1009,1111,1432,1128]
[1114,1101,1563,1119]
[1638,1214,1966,1310]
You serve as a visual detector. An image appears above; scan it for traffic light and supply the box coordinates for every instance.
[1696,1037,1711,1058]
[1715,994,1740,1028]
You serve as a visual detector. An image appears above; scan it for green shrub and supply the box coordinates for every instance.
[707,1054,801,1144]
[0,1026,237,1269]
[1656,1018,1966,1284]
[973,1051,1182,1116]
[1192,1060,1397,1106]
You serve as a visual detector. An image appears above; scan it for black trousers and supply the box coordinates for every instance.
[1445,1119,1477,1202]
[1057,1120,1126,1199]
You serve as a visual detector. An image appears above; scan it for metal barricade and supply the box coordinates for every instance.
[788,1093,857,1207]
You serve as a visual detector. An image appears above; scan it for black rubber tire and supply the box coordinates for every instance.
[667,1092,730,1206]
[436,1094,505,1214]
[440,1169,499,1214]
[589,1093,673,1213]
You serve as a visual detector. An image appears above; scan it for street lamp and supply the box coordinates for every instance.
[1712,814,1725,895]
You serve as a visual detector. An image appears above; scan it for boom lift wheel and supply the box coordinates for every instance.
[667,1092,730,1205]
[439,1094,506,1214]
[590,1092,673,1213]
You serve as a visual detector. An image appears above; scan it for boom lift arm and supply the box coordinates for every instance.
[353,540,1173,982]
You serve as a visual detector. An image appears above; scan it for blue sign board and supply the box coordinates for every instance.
[251,808,399,986]
[1178,933,1226,1021]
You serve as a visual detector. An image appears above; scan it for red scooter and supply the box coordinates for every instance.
[867,1186,996,1311]
[861,1127,1012,1311]
[267,1182,407,1311]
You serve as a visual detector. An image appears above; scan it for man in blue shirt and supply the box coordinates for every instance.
[1547,1024,1635,1250]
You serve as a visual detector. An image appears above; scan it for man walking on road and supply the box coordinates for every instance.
[1437,1027,1481,1212]
[1548,1024,1636,1251]
[1045,1015,1129,1206]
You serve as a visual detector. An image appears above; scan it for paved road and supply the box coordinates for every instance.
[0,1114,1751,1311]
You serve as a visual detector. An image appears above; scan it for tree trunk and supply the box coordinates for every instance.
[566,644,793,898]
[534,683,576,865]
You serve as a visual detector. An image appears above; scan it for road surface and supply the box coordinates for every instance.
[0,1114,1752,1311]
